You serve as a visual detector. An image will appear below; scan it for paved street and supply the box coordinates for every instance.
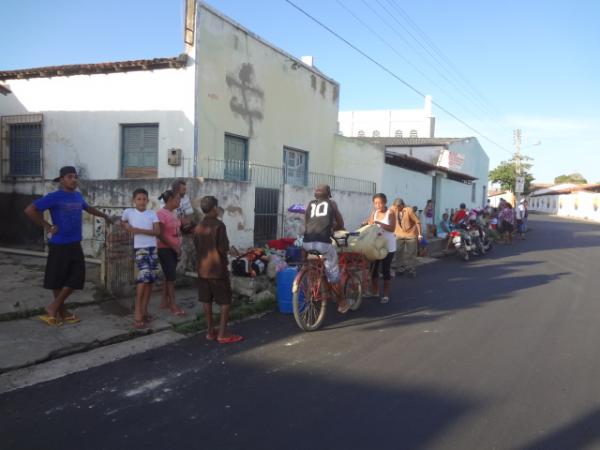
[3,215,600,450]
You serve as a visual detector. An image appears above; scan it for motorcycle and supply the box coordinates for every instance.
[449,224,475,261]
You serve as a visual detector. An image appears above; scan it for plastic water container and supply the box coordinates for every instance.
[285,246,302,263]
[276,267,297,314]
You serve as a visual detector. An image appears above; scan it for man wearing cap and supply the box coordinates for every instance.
[392,198,422,278]
[24,166,112,326]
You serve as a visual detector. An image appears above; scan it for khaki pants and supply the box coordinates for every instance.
[394,238,418,274]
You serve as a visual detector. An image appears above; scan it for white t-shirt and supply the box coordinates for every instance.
[122,208,159,249]
[516,204,526,220]
[373,209,397,252]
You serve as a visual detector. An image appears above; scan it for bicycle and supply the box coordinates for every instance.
[291,232,367,331]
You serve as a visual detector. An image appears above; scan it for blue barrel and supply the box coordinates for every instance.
[285,246,302,263]
[276,267,297,314]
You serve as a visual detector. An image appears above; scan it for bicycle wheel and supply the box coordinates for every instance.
[292,267,327,331]
[345,272,363,311]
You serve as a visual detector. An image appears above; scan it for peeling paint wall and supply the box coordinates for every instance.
[196,5,340,174]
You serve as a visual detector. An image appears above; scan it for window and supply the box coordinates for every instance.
[471,183,477,203]
[1,114,43,179]
[224,133,248,181]
[121,124,158,178]
[372,130,380,137]
[394,129,403,138]
[284,147,308,186]
[357,130,365,137]
[410,129,418,138]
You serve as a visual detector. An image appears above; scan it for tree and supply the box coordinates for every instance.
[554,173,587,185]
[489,155,535,193]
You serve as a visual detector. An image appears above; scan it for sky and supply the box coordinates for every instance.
[1,0,599,183]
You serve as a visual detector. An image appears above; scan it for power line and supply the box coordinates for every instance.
[366,0,511,139]
[386,0,502,118]
[284,0,514,156]
[335,0,484,119]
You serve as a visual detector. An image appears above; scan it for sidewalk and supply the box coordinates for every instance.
[0,252,203,374]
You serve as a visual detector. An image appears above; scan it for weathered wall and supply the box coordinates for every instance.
[195,5,339,173]
[34,177,254,258]
[0,64,195,191]
[282,184,373,239]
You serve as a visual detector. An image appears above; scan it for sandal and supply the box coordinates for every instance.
[62,312,81,324]
[171,307,186,317]
[206,329,218,341]
[217,335,244,344]
[38,314,63,327]
[132,319,147,329]
[380,296,390,304]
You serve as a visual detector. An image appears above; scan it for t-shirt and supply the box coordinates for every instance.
[516,204,526,221]
[121,208,159,249]
[159,194,193,219]
[157,208,182,251]
[33,190,89,244]
[438,219,451,233]
[193,216,230,279]
[304,199,335,244]
[453,209,468,224]
[395,206,420,239]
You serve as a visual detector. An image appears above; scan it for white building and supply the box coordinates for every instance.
[338,96,435,139]
[0,1,373,251]
[334,136,489,221]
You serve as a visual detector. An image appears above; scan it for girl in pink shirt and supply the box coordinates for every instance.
[157,190,186,316]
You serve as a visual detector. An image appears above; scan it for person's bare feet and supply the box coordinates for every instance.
[170,305,186,316]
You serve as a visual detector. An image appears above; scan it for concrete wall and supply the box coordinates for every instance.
[0,65,195,190]
[41,177,254,258]
[195,5,340,174]
[381,164,433,212]
[333,135,383,191]
[282,184,373,239]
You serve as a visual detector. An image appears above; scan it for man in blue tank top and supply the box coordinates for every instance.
[303,184,350,313]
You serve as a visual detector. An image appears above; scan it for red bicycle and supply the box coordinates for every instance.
[292,232,367,331]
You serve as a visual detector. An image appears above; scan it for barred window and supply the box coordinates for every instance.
[394,129,403,137]
[410,129,418,138]
[1,114,43,179]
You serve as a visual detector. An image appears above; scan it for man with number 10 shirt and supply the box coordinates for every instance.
[302,184,351,313]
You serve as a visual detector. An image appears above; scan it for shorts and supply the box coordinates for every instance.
[425,217,434,225]
[371,252,395,281]
[302,241,340,283]
[135,247,159,284]
[158,248,178,282]
[501,221,514,234]
[198,278,232,305]
[44,242,85,290]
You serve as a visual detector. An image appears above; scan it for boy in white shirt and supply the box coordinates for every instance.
[122,188,160,329]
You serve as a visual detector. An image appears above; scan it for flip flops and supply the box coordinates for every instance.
[38,314,63,327]
[206,329,218,341]
[62,312,81,324]
[217,335,244,344]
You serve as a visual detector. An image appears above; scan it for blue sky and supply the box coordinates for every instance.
[1,0,598,183]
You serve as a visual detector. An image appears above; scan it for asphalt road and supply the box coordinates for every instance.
[3,215,600,450]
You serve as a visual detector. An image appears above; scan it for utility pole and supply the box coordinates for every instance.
[513,129,524,203]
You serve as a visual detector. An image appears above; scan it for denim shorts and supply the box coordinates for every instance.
[135,247,159,284]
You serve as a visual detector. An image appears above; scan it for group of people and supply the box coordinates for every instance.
[25,167,242,344]
[25,167,529,340]
[302,185,423,310]
[435,198,529,245]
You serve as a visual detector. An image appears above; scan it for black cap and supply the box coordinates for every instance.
[53,166,78,182]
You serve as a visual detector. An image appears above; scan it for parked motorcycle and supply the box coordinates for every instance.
[449,225,475,261]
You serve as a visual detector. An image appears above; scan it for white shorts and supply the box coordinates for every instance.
[302,241,340,283]
[425,217,434,225]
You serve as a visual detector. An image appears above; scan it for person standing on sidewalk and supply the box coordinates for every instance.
[24,166,112,326]
[424,199,435,239]
[193,196,243,344]
[157,189,186,317]
[392,198,422,278]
